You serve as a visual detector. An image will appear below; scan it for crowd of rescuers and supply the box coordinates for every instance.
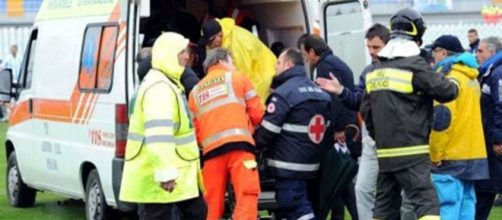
[119,8,502,220]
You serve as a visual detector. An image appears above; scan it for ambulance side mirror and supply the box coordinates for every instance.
[0,69,13,102]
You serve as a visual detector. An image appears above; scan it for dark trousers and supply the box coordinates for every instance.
[331,182,359,220]
[373,161,439,220]
[138,194,207,220]
[475,190,496,220]
[307,177,320,217]
[275,178,316,220]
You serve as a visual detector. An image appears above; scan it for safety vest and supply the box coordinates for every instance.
[188,64,264,155]
[120,69,201,203]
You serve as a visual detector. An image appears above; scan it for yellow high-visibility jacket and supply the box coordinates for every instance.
[120,33,202,203]
[430,60,488,180]
[218,17,277,103]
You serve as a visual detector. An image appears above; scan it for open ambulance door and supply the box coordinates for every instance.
[320,0,370,83]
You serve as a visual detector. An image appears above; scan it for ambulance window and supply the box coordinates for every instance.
[19,29,37,89]
[79,23,118,93]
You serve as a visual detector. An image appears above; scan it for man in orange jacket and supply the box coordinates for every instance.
[188,48,264,220]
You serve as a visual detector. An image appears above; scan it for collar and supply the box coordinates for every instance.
[207,63,230,74]
[316,50,333,66]
[378,38,420,59]
[480,51,502,76]
[434,52,479,72]
[272,65,306,89]
[470,39,480,48]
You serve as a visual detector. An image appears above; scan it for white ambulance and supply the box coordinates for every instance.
[0,0,369,219]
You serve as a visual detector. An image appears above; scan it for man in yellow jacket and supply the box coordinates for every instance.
[199,17,276,103]
[120,32,207,219]
[429,35,489,220]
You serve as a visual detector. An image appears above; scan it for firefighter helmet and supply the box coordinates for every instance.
[389,8,426,44]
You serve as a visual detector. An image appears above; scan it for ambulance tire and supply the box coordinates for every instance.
[6,152,36,207]
[85,169,117,220]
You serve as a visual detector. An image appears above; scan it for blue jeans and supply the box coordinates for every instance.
[275,178,315,220]
[432,174,476,220]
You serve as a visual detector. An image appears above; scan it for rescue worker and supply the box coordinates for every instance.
[317,24,416,220]
[301,34,359,158]
[119,33,206,219]
[254,48,333,220]
[301,34,359,220]
[188,48,264,220]
[429,35,489,220]
[476,36,502,220]
[199,18,276,103]
[359,8,459,220]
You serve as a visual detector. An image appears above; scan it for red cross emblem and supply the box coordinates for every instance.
[308,114,326,144]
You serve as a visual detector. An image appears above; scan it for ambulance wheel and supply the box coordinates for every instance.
[85,169,116,220]
[6,152,36,207]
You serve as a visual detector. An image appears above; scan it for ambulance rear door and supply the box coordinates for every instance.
[320,0,370,83]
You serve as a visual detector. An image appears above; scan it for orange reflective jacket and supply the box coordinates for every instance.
[188,64,264,155]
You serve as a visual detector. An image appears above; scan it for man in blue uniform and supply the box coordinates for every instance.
[254,48,333,220]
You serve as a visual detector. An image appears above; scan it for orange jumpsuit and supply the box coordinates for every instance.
[188,63,264,220]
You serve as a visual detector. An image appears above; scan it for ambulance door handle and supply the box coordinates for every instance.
[28,98,33,114]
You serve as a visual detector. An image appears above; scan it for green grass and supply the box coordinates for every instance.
[1,121,502,219]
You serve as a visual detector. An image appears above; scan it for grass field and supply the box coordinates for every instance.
[1,121,502,219]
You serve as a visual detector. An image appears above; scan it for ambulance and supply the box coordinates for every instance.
[0,0,369,219]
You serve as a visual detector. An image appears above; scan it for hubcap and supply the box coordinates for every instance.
[88,182,101,218]
[8,164,19,201]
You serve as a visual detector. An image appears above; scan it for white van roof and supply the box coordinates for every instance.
[36,0,120,21]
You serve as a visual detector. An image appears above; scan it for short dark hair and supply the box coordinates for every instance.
[297,33,309,49]
[468,28,478,34]
[365,23,390,44]
[303,35,329,56]
[271,41,285,57]
[283,48,304,65]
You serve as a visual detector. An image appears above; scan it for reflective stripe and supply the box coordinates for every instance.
[175,134,197,145]
[196,97,245,117]
[282,123,308,133]
[267,159,320,172]
[298,213,315,220]
[366,68,413,94]
[145,135,174,144]
[377,145,429,158]
[127,132,144,142]
[127,132,194,145]
[245,90,257,100]
[261,120,281,133]
[144,119,174,129]
[449,78,460,89]
[202,128,251,147]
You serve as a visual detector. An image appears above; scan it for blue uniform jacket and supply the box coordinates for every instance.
[314,50,357,132]
[254,65,333,179]
[338,64,374,111]
[478,51,502,193]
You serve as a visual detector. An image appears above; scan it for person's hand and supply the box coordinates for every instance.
[316,72,344,95]
[160,180,176,192]
[494,144,502,156]
[335,131,346,144]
